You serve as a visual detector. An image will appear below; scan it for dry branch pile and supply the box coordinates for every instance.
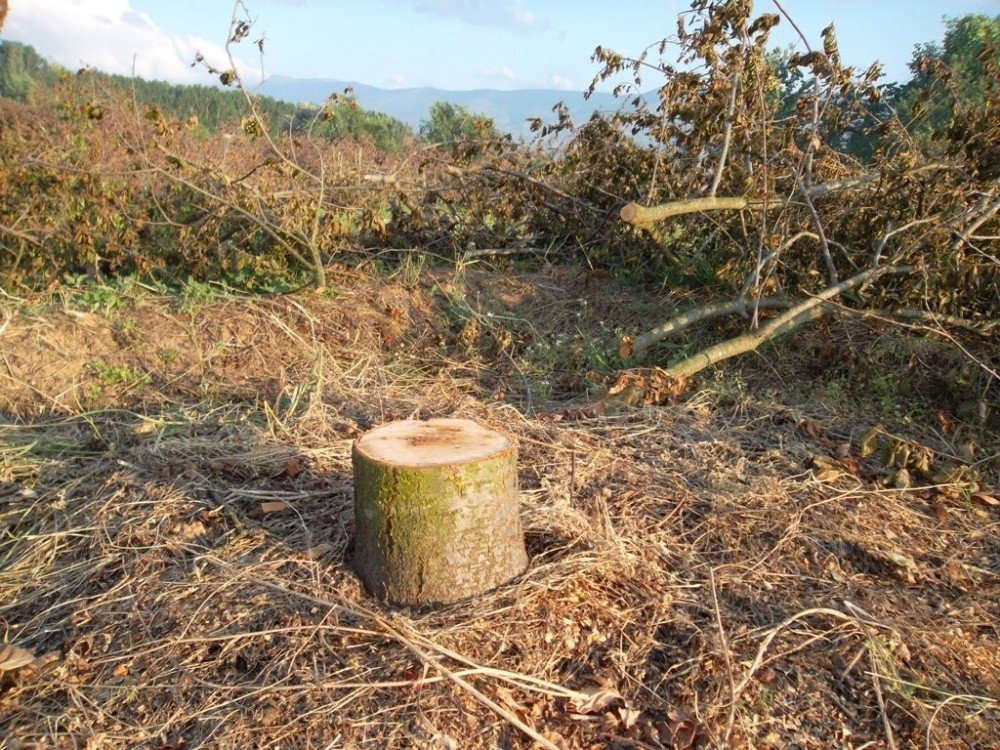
[3,1,996,393]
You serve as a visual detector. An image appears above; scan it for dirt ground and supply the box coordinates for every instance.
[1,267,998,749]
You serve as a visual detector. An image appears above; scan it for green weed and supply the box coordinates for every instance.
[159,347,181,365]
[67,276,139,313]
[178,277,217,313]
[88,360,151,390]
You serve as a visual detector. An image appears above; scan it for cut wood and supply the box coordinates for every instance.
[619,165,955,227]
[352,418,528,605]
[620,196,760,225]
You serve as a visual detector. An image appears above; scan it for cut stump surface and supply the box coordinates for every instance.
[352,418,528,606]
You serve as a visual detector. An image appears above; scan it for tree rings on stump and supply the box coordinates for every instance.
[352,418,528,606]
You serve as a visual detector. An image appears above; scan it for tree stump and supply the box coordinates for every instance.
[352,418,528,605]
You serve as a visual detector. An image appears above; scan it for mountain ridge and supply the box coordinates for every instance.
[257,74,627,137]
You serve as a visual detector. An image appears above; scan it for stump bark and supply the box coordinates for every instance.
[352,418,528,605]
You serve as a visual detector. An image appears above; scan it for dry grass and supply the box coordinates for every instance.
[1,267,997,749]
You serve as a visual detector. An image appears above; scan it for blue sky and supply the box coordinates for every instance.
[3,1,997,91]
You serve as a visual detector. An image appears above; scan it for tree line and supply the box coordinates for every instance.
[0,40,501,152]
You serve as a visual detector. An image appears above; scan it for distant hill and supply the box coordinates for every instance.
[0,40,412,151]
[0,40,301,130]
[0,39,633,142]
[258,76,628,138]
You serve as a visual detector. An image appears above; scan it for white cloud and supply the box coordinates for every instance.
[549,74,574,90]
[386,73,407,88]
[480,65,516,82]
[399,0,549,31]
[4,0,255,85]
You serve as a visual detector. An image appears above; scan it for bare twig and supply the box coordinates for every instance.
[739,230,818,300]
[951,196,1000,252]
[378,618,565,750]
[460,247,547,259]
[708,53,743,198]
[197,557,566,750]
[794,172,838,285]
[0,224,41,246]
[844,603,899,750]
[710,570,739,746]
[731,606,890,709]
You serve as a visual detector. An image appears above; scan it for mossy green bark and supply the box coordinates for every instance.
[352,443,527,605]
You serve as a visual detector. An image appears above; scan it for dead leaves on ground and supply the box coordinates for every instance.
[663,707,701,750]
[799,420,863,481]
[0,643,35,674]
[802,422,997,508]
[973,491,999,507]
[881,434,934,476]
[257,500,291,515]
[605,368,690,406]
[491,681,695,749]
[202,454,307,481]
[283,456,303,478]
[567,686,624,716]
[805,453,861,483]
[552,367,690,421]
[0,643,62,683]
[797,417,827,441]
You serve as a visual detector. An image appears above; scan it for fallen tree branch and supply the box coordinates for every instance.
[461,246,547,258]
[0,223,42,246]
[620,163,959,227]
[621,196,761,225]
[840,307,999,336]
[482,164,604,215]
[708,52,743,198]
[629,296,794,357]
[424,158,604,215]
[630,295,997,361]
[363,173,398,185]
[657,265,907,377]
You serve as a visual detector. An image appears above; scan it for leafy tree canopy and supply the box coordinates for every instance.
[897,14,1000,136]
[294,94,412,152]
[0,41,57,102]
[419,101,499,143]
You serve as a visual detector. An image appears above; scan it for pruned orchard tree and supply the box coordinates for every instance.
[572,1,1000,386]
